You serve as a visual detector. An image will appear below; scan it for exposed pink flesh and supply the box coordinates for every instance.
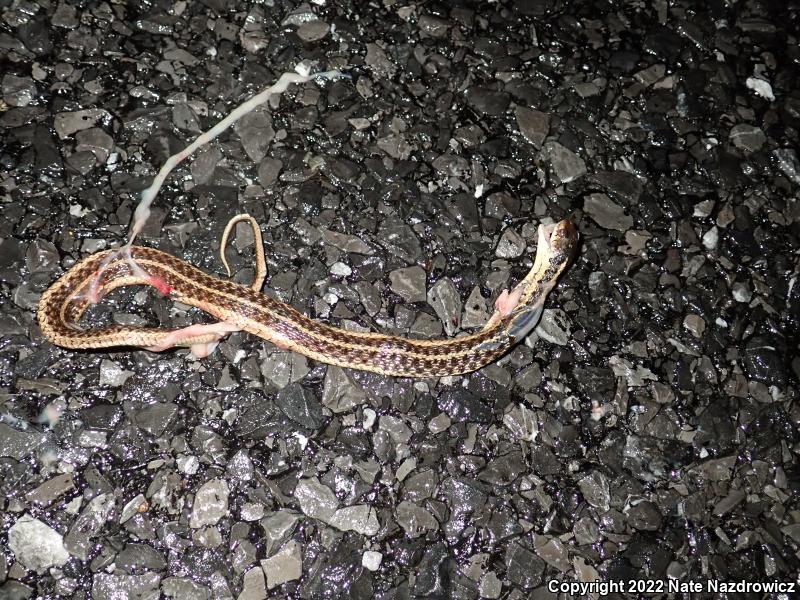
[146,322,241,353]
[190,341,218,359]
[144,275,173,297]
[494,286,524,317]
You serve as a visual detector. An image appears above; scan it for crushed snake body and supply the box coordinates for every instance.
[37,219,577,377]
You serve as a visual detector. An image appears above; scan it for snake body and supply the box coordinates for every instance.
[37,219,577,377]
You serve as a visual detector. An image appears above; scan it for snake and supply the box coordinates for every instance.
[37,217,577,377]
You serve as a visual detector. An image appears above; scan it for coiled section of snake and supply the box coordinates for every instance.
[37,219,577,377]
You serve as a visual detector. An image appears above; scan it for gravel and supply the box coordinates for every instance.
[1,0,798,598]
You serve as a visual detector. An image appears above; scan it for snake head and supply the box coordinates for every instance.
[538,219,579,264]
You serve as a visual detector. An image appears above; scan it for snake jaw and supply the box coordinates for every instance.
[507,303,545,341]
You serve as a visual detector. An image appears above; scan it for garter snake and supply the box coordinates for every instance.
[37,218,577,377]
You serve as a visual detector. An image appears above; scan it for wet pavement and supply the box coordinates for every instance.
[1,0,799,598]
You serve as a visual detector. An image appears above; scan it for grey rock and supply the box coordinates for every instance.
[65,493,115,560]
[627,501,663,531]
[584,193,633,231]
[730,124,766,153]
[432,153,469,177]
[18,17,54,56]
[362,550,383,571]
[690,455,736,481]
[445,193,480,230]
[294,477,338,522]
[376,133,412,160]
[54,108,110,138]
[377,218,422,262]
[535,308,570,345]
[239,566,266,600]
[98,359,133,387]
[92,573,161,600]
[189,479,229,528]
[609,355,658,386]
[365,43,396,79]
[542,141,586,183]
[240,503,264,521]
[573,81,600,97]
[8,515,69,573]
[261,511,301,556]
[462,286,490,329]
[355,280,381,316]
[479,571,502,599]
[51,3,79,28]
[260,350,309,389]
[479,452,526,485]
[418,15,451,38]
[578,471,611,512]
[120,494,147,524]
[495,228,525,258]
[66,150,95,174]
[534,536,570,572]
[261,540,302,589]
[297,20,329,42]
[226,450,254,482]
[275,383,326,429]
[683,313,706,338]
[379,415,412,449]
[634,64,666,86]
[743,336,786,386]
[133,402,178,436]
[427,277,461,336]
[0,423,48,460]
[515,107,550,148]
[389,266,426,303]
[713,488,746,516]
[25,239,59,273]
[2,74,37,107]
[586,171,644,205]
[396,500,439,537]
[439,477,488,518]
[117,543,167,573]
[233,107,274,163]
[330,261,351,276]
[25,473,75,507]
[163,48,200,66]
[75,128,114,162]
[773,149,800,186]
[437,389,492,423]
[329,505,380,536]
[466,87,511,116]
[162,577,210,600]
[322,366,367,413]
[321,228,372,254]
[294,477,378,535]
[403,469,438,503]
[505,541,545,589]
[574,516,600,545]
[258,156,283,187]
[1,581,35,599]
[732,281,752,303]
[189,148,220,184]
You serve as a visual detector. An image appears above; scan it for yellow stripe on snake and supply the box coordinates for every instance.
[37,218,577,377]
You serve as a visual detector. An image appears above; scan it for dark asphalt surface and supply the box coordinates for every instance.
[1,1,798,598]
